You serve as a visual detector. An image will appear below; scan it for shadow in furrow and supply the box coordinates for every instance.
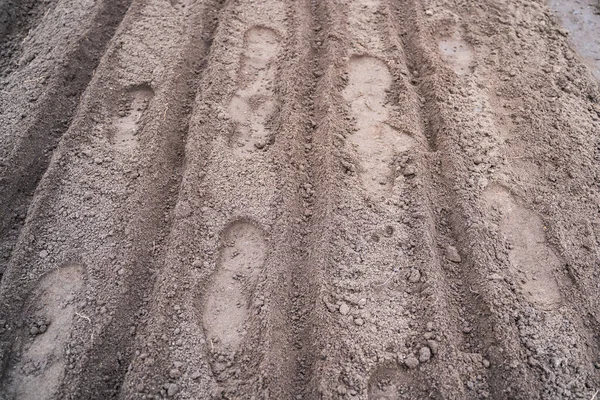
[271,0,323,397]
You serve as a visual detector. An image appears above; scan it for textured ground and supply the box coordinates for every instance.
[1,0,600,399]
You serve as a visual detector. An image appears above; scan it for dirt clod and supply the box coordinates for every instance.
[408,268,421,283]
[404,356,420,369]
[166,383,179,397]
[339,303,350,315]
[419,346,432,363]
[445,245,462,263]
[427,340,439,355]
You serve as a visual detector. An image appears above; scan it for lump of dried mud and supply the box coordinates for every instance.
[404,355,419,369]
[419,346,432,363]
[408,268,421,283]
[427,340,439,355]
[339,303,350,315]
[445,245,462,263]
[166,383,179,397]
[403,166,417,177]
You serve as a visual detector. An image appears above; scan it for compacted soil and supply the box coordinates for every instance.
[1,0,600,399]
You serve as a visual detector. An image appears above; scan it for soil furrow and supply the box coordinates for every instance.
[1,0,600,398]
[116,0,308,397]
[299,0,474,398]
[388,1,517,397]
[252,0,322,397]
[0,0,133,278]
[0,0,223,398]
[395,0,600,397]
[394,1,552,397]
[69,1,226,398]
[294,2,346,397]
[460,0,600,396]
[378,1,517,397]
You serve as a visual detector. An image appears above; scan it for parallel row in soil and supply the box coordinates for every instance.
[0,0,134,278]
[1,0,600,398]
[0,0,222,398]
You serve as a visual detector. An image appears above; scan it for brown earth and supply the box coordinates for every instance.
[1,0,600,399]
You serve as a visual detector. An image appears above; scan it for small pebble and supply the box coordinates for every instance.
[339,303,350,315]
[167,383,179,397]
[427,340,439,355]
[403,166,417,177]
[446,245,462,263]
[419,346,432,363]
[408,269,421,283]
[191,371,202,380]
[354,318,364,326]
[404,356,419,369]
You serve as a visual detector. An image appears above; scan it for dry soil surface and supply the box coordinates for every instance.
[1,0,600,399]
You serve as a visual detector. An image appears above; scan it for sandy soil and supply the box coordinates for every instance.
[1,0,600,399]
